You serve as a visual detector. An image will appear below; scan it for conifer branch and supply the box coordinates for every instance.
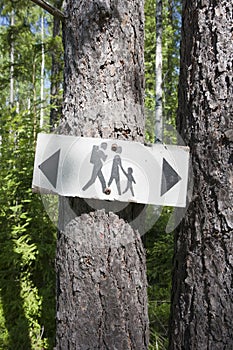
[30,0,66,22]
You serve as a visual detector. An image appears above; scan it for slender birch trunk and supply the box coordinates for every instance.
[155,0,163,141]
[10,11,14,107]
[40,14,45,128]
[32,60,37,143]
[49,0,63,130]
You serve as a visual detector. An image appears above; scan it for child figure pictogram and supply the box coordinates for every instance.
[122,167,136,196]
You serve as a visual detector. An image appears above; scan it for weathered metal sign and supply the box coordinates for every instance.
[32,133,190,207]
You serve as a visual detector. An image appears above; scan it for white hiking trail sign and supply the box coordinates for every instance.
[32,133,190,207]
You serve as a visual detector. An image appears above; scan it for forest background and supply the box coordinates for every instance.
[0,0,181,349]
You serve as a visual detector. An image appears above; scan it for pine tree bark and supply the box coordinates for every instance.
[56,1,149,349]
[170,1,233,349]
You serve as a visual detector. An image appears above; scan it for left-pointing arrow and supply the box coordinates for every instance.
[38,149,60,188]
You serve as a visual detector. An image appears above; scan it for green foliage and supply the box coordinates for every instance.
[145,208,174,350]
[0,2,57,348]
[145,0,156,113]
[0,300,9,349]
[0,106,56,349]
[144,1,181,348]
[162,0,181,125]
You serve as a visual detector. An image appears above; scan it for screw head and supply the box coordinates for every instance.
[104,188,111,195]
[111,143,118,152]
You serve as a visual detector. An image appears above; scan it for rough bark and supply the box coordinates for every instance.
[170,1,233,349]
[56,1,149,349]
[59,0,145,138]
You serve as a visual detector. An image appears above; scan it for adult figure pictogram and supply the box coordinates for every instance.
[108,146,124,195]
[82,142,107,193]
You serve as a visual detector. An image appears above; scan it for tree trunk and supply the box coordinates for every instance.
[50,0,63,130]
[40,13,45,128]
[155,0,163,141]
[10,11,14,107]
[170,1,233,349]
[56,1,149,349]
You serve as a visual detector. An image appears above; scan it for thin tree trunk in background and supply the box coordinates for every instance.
[165,0,175,122]
[155,0,163,141]
[32,61,37,144]
[49,0,63,130]
[170,0,233,348]
[10,11,14,107]
[16,87,19,113]
[40,13,45,128]
[56,1,149,349]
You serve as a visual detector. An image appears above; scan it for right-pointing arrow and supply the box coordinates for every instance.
[38,149,60,188]
[161,158,182,196]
